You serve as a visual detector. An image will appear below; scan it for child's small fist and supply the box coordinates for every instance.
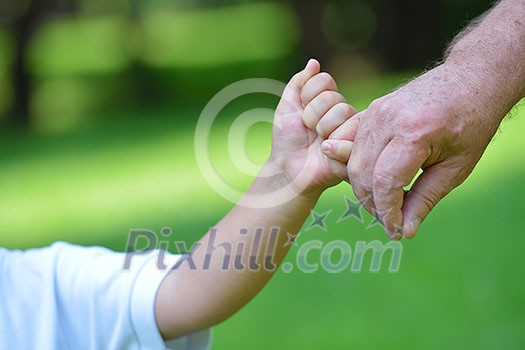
[297,66,360,165]
[300,71,356,140]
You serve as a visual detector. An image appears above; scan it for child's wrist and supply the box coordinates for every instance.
[258,160,324,201]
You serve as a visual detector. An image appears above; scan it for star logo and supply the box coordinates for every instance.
[283,232,298,247]
[366,206,392,230]
[366,215,384,229]
[338,196,363,223]
[394,226,403,237]
[307,209,332,231]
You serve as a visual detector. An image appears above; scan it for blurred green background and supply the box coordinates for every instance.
[1,0,524,349]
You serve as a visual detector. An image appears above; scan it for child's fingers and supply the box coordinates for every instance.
[280,59,320,110]
[300,72,338,107]
[302,92,346,130]
[321,140,353,163]
[315,103,357,139]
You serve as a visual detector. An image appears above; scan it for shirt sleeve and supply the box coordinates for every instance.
[128,248,213,350]
[0,242,211,350]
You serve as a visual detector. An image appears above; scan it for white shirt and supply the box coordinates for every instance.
[0,242,211,350]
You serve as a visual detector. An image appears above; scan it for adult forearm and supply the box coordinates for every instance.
[325,0,525,240]
[445,0,525,116]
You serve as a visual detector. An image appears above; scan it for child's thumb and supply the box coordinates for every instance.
[280,59,320,107]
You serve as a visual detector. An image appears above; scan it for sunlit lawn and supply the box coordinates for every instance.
[1,74,524,349]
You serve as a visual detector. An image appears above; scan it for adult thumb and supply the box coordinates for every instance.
[401,162,467,239]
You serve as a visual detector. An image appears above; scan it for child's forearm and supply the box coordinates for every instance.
[154,59,351,340]
[155,161,320,340]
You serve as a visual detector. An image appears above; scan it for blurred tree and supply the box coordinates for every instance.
[369,0,495,70]
[0,0,501,131]
[3,0,78,129]
[369,0,444,70]
[290,0,495,71]
[441,0,496,41]
[125,0,170,107]
[8,1,41,129]
[290,0,333,64]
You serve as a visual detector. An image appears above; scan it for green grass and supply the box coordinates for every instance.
[1,74,525,349]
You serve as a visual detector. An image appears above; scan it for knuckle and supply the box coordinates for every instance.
[369,98,388,112]
[300,88,309,105]
[424,181,450,204]
[366,103,432,147]
[319,91,343,107]
[368,98,398,124]
[289,72,302,86]
[315,122,328,139]
[358,171,374,192]
[335,102,354,119]
[377,101,394,116]
[360,180,373,193]
[416,190,439,213]
[399,114,441,146]
[373,171,397,190]
[347,163,360,181]
[400,112,430,131]
[378,105,397,121]
[410,178,454,215]
[368,99,380,110]
[302,106,316,129]
[317,72,337,90]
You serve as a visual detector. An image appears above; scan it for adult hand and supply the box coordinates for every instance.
[326,63,506,239]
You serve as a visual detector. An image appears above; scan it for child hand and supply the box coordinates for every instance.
[299,64,360,166]
[268,59,357,196]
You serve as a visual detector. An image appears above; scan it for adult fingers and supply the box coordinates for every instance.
[321,140,353,163]
[322,112,361,193]
[346,120,382,218]
[401,159,470,238]
[372,139,430,239]
[329,111,362,142]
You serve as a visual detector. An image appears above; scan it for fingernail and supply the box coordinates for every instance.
[388,225,403,241]
[407,218,422,238]
[391,233,403,241]
[321,141,332,153]
[305,59,314,69]
[395,225,403,236]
